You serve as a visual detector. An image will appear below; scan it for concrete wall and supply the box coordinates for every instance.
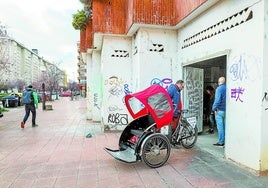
[177,0,265,172]
[133,28,178,91]
[85,52,92,120]
[92,51,102,121]
[261,0,268,173]
[101,36,132,130]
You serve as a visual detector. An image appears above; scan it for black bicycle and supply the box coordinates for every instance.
[168,109,198,149]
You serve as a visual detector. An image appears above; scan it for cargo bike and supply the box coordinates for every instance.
[104,84,198,168]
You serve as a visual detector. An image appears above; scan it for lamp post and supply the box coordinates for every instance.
[42,82,46,110]
[40,65,46,110]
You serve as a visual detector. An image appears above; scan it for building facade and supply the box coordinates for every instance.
[0,35,65,91]
[79,0,268,175]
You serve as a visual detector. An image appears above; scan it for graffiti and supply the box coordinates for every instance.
[150,78,173,90]
[93,93,100,109]
[108,113,128,125]
[108,105,122,112]
[262,92,268,110]
[231,87,245,102]
[185,68,203,122]
[124,84,132,95]
[230,53,261,82]
[105,76,124,97]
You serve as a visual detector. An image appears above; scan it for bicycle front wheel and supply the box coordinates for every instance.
[180,123,198,149]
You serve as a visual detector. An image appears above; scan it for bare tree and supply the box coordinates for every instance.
[43,62,64,100]
[0,22,10,82]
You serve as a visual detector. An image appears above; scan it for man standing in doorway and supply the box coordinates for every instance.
[212,77,226,146]
[168,80,185,132]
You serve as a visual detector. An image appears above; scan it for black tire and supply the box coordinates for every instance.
[181,123,198,149]
[140,133,171,168]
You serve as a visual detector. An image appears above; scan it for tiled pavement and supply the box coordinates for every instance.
[0,98,268,188]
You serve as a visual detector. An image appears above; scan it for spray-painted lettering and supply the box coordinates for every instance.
[231,87,245,102]
[108,113,128,125]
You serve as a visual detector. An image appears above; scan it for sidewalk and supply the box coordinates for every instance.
[0,98,267,188]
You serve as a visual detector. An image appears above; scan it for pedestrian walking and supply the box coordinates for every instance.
[21,85,39,128]
[212,77,226,146]
[168,80,185,132]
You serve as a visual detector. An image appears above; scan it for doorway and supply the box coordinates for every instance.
[183,55,227,133]
[183,55,227,157]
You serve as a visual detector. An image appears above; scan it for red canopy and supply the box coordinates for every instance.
[124,84,173,129]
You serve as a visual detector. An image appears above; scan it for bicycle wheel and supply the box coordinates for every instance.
[140,133,171,168]
[180,123,198,149]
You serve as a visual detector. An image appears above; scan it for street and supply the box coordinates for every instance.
[0,98,267,188]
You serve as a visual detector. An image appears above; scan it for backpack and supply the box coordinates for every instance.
[22,90,33,104]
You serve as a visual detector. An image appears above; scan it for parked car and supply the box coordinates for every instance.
[60,91,72,97]
[10,93,22,106]
[1,95,19,107]
[37,92,51,102]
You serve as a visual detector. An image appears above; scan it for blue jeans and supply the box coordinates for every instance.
[215,110,225,144]
[23,104,36,125]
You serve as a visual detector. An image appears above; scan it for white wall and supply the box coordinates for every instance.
[85,53,92,120]
[92,51,102,121]
[101,36,132,130]
[133,28,178,91]
[260,0,268,172]
[178,0,265,171]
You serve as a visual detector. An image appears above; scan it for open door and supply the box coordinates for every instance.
[183,67,204,133]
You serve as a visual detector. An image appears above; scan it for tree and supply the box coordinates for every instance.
[42,62,64,100]
[0,22,10,83]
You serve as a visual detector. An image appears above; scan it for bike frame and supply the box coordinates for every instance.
[170,109,197,146]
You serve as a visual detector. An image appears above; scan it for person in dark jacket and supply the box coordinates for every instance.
[168,80,185,132]
[212,77,226,146]
[21,85,39,128]
[205,85,215,134]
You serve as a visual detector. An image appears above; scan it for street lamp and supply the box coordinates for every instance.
[42,82,46,110]
[40,66,46,110]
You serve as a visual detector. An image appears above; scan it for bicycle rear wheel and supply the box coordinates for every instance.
[180,123,198,149]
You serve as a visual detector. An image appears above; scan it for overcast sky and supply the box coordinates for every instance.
[0,0,83,81]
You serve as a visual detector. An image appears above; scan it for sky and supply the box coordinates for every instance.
[0,0,83,81]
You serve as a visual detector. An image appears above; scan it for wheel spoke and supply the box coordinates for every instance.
[141,134,170,168]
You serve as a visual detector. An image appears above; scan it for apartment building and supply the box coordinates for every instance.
[0,35,64,91]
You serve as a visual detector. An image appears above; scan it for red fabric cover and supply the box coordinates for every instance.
[124,84,173,129]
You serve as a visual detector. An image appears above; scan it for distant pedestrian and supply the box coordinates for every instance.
[212,77,226,146]
[168,80,185,132]
[205,85,215,134]
[21,85,39,128]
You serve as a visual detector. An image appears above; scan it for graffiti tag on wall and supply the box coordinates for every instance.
[105,76,124,97]
[231,87,245,102]
[150,78,173,90]
[93,93,100,109]
[230,53,261,82]
[104,76,131,130]
[108,113,128,126]
[262,92,268,111]
[229,53,261,103]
